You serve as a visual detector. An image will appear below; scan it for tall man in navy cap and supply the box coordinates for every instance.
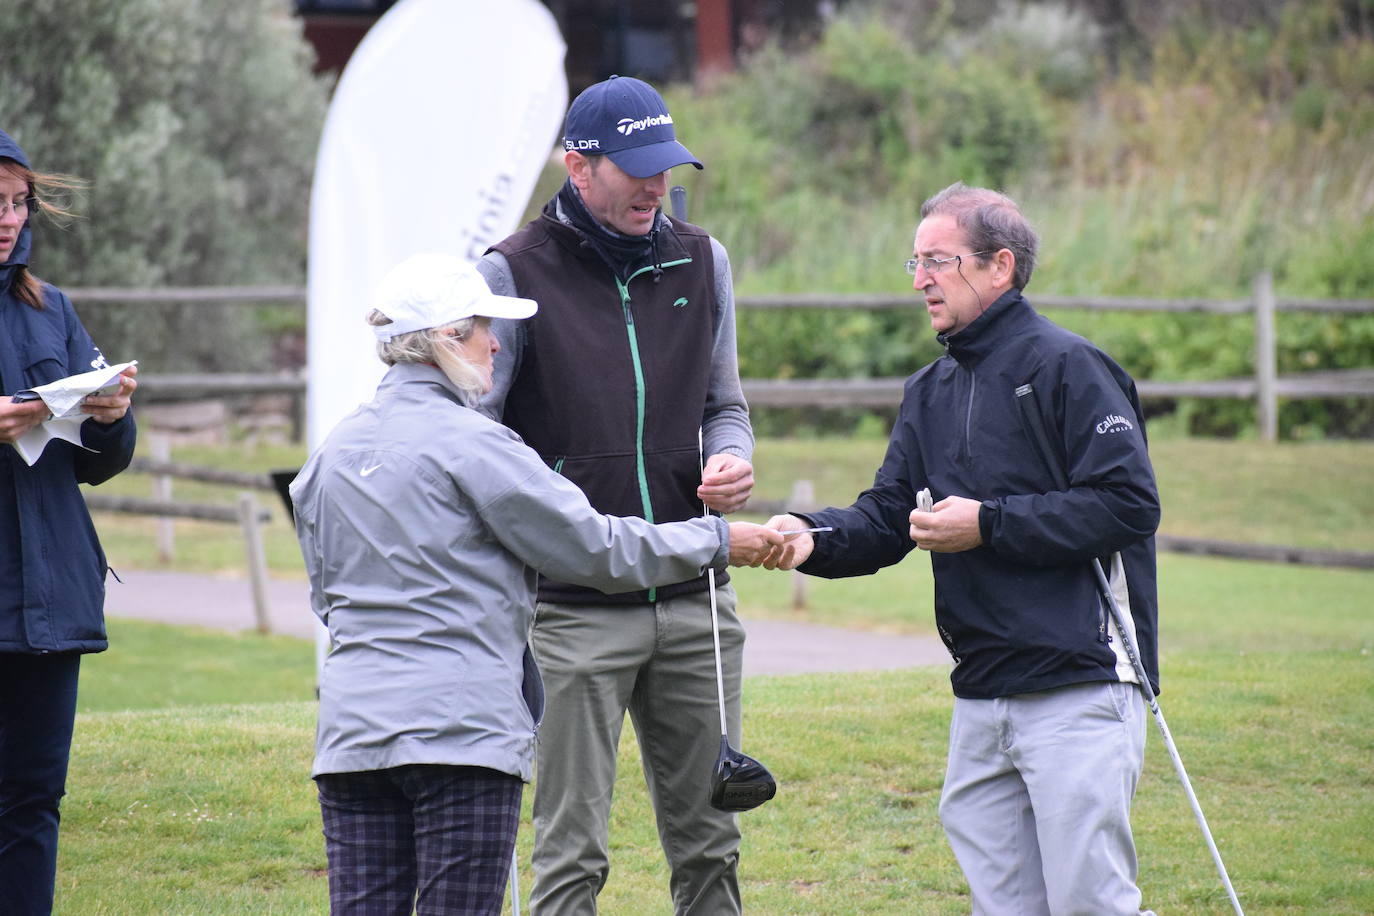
[478,76,756,914]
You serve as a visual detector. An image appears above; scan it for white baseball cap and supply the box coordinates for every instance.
[370,253,537,341]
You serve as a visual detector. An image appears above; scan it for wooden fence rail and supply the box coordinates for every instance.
[741,369,1374,408]
[87,449,277,633]
[71,276,1374,442]
[126,369,1374,417]
[67,284,1374,314]
[127,456,277,490]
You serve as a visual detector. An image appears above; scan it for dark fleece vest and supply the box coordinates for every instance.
[492,208,721,604]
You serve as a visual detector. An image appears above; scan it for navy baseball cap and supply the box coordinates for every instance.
[563,75,703,179]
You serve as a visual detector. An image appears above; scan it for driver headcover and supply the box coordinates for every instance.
[709,734,778,812]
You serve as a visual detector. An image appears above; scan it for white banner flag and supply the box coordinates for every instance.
[306,0,567,447]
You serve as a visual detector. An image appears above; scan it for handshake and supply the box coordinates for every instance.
[724,490,985,569]
[724,517,830,570]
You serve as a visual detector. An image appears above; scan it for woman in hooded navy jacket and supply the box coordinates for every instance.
[0,128,137,915]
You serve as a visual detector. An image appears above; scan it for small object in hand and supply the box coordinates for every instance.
[916,488,933,512]
[776,526,833,536]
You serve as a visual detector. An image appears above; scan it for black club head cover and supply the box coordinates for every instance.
[709,734,778,812]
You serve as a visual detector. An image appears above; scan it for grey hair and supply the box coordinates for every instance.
[367,311,487,407]
[920,182,1039,290]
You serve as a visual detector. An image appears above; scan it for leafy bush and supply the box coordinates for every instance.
[0,0,330,372]
[667,0,1374,437]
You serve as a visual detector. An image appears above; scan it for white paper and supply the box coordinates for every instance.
[11,360,136,466]
[10,417,88,466]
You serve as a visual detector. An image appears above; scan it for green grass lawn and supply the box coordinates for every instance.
[60,550,1374,914]
[58,434,1374,913]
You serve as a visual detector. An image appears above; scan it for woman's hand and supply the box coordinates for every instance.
[0,398,51,444]
[757,514,816,570]
[82,364,138,425]
[726,521,784,566]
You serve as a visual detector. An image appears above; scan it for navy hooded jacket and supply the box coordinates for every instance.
[1,128,136,654]
[799,289,1160,700]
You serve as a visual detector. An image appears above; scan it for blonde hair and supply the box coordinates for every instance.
[366,311,488,406]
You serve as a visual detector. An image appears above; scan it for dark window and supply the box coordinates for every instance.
[293,0,396,14]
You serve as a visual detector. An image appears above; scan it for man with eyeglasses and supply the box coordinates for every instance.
[760,182,1161,915]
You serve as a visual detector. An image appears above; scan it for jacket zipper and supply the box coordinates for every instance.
[963,369,977,460]
[615,258,692,602]
[616,274,655,526]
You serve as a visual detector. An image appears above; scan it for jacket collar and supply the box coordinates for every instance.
[538,192,692,278]
[939,288,1031,366]
[377,361,472,405]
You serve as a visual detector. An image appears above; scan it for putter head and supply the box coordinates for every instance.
[710,734,777,812]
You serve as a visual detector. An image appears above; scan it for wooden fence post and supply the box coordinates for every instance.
[152,434,175,563]
[789,479,815,611]
[1254,270,1278,443]
[237,491,272,634]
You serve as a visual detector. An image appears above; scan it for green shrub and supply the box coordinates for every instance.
[0,0,330,372]
[670,0,1374,437]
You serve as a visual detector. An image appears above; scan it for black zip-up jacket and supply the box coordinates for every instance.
[800,289,1160,699]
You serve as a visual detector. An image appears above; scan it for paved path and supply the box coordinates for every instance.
[102,570,951,677]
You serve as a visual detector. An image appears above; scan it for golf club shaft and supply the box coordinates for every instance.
[1013,384,1244,916]
[699,429,730,737]
[1086,556,1242,914]
[706,567,729,735]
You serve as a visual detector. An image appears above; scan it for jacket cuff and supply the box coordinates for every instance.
[80,410,132,439]
[978,500,997,547]
[711,516,730,571]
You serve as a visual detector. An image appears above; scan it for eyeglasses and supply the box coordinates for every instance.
[0,197,34,220]
[904,251,992,276]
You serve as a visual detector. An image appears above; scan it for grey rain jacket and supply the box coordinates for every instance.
[1,128,136,653]
[800,290,1160,700]
[290,363,729,780]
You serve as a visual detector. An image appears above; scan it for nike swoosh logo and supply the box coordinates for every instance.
[360,463,383,477]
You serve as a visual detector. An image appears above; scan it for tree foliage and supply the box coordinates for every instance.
[0,0,330,371]
[665,0,1374,437]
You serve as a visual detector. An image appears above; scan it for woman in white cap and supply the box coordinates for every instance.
[289,253,780,916]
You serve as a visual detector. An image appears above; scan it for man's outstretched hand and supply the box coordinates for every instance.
[750,514,815,570]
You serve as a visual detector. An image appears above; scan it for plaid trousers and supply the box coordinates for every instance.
[317,764,523,916]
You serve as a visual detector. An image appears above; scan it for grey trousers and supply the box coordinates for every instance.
[939,681,1152,916]
[529,585,744,916]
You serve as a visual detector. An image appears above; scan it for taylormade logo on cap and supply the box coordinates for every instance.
[616,113,673,136]
[562,75,703,179]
